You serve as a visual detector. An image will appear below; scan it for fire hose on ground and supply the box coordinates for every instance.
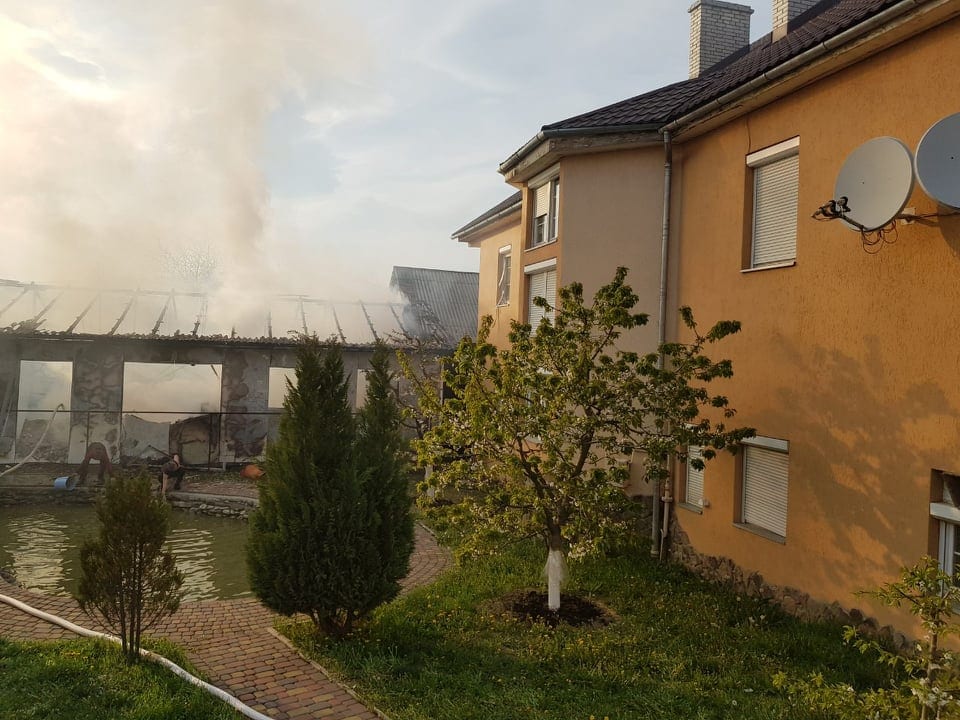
[0,592,274,720]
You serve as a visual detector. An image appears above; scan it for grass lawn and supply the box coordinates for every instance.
[279,539,893,720]
[0,637,240,719]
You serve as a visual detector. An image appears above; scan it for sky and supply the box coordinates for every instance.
[0,0,776,306]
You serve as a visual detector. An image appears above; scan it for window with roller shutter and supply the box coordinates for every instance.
[683,445,704,509]
[526,265,556,331]
[739,437,789,539]
[531,177,559,248]
[747,138,799,269]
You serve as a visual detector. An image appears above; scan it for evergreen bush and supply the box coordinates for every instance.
[247,338,413,637]
[75,475,184,663]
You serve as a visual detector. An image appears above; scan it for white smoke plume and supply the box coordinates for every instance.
[0,1,379,335]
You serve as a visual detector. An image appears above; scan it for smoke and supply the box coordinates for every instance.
[0,1,378,335]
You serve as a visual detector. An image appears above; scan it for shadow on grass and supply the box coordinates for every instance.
[278,540,895,720]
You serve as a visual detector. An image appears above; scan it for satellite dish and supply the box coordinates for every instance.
[916,112,960,210]
[834,137,915,231]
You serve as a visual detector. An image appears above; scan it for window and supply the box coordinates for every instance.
[739,436,789,539]
[747,137,799,269]
[525,260,557,330]
[683,444,705,509]
[531,177,560,247]
[931,471,960,584]
[939,520,960,583]
[496,246,511,306]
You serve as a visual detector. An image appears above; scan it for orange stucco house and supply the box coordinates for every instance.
[458,0,960,635]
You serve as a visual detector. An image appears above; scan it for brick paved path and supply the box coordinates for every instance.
[0,524,450,720]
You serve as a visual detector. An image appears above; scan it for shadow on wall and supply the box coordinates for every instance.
[767,332,957,607]
[938,212,960,257]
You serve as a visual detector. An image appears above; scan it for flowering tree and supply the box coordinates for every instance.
[410,267,752,611]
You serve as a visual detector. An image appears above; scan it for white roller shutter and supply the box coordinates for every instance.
[742,445,789,537]
[534,182,551,220]
[544,269,556,322]
[752,153,799,267]
[527,269,556,330]
[685,445,704,506]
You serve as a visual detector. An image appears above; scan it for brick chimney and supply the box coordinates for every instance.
[773,0,819,40]
[688,0,754,79]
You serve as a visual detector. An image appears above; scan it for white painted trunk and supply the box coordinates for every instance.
[545,549,567,611]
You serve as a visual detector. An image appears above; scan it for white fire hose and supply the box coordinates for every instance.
[0,591,274,720]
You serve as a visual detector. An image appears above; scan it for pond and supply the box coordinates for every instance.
[0,505,251,602]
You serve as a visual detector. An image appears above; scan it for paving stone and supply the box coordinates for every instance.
[0,523,447,720]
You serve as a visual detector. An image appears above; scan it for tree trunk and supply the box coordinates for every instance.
[545,526,566,611]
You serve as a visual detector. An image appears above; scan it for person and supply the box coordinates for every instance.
[160,453,185,499]
[77,442,112,485]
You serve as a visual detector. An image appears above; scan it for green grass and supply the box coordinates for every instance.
[279,540,894,720]
[0,637,240,719]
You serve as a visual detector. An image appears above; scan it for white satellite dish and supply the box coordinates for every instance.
[834,137,915,231]
[916,112,960,210]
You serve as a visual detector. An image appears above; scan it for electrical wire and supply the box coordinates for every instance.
[860,221,898,254]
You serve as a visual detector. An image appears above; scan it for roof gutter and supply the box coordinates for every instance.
[662,0,943,136]
[451,200,522,241]
[499,123,662,174]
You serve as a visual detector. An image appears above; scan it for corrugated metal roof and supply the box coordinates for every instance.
[0,279,411,347]
[389,267,479,346]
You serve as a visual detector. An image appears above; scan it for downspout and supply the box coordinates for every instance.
[650,129,672,559]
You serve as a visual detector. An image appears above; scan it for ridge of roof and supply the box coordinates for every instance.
[503,0,907,170]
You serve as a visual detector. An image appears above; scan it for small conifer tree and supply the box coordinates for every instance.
[354,342,415,608]
[247,338,411,636]
[75,475,184,664]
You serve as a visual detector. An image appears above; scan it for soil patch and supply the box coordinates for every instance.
[498,589,616,628]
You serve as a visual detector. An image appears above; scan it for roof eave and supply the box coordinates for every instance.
[451,201,522,243]
[498,123,662,176]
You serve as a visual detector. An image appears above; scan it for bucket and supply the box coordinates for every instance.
[53,476,78,491]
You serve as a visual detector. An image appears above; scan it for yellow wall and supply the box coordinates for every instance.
[671,16,960,630]
[561,148,666,354]
[473,216,522,348]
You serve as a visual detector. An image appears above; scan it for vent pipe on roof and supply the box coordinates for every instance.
[772,0,818,40]
[688,0,754,79]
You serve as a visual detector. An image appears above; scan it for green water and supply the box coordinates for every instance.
[0,505,251,601]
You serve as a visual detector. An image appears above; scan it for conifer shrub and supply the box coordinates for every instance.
[246,338,413,637]
[75,475,184,663]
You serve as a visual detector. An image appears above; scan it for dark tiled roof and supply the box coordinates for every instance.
[537,0,901,134]
[390,266,479,346]
[451,191,522,239]
[542,78,713,131]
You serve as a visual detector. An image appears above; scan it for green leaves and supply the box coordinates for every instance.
[407,267,752,602]
[74,475,184,663]
[248,338,413,637]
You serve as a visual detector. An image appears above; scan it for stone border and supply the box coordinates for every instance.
[668,522,912,652]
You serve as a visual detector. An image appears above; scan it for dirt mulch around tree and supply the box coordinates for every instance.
[495,589,617,628]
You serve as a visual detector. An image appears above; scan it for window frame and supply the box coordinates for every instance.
[745,137,800,272]
[529,174,560,249]
[680,444,705,513]
[931,500,960,584]
[524,258,557,331]
[736,436,789,542]
[496,245,511,307]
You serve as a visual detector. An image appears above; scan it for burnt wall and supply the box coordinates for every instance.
[220,349,270,461]
[68,346,124,462]
[0,349,19,458]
